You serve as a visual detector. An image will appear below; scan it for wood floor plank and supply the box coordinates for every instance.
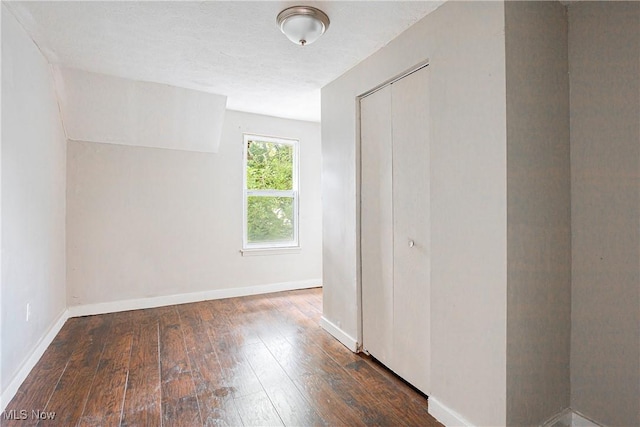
[210,332,263,398]
[241,342,290,388]
[77,316,135,426]
[205,298,235,332]
[264,335,387,426]
[293,374,364,427]
[159,307,202,427]
[261,382,327,427]
[211,300,262,347]
[193,353,244,427]
[343,359,434,425]
[177,303,244,427]
[284,289,441,426]
[242,342,326,426]
[360,353,435,404]
[120,317,162,427]
[273,328,421,426]
[7,288,442,427]
[234,390,284,427]
[37,314,113,427]
[266,334,347,381]
[228,297,280,346]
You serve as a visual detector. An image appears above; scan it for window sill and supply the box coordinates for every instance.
[240,247,301,257]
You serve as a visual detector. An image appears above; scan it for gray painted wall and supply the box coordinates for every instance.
[505,2,571,425]
[569,2,640,426]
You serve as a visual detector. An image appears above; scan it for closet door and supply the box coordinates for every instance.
[360,85,393,366]
[391,66,430,393]
[360,65,430,394]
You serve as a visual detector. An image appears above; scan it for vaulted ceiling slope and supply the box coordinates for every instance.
[5,1,445,122]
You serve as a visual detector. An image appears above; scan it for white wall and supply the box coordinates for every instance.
[67,110,322,309]
[321,2,507,425]
[569,2,640,425]
[1,5,67,399]
[54,67,228,153]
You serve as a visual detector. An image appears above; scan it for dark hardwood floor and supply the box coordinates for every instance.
[4,288,442,426]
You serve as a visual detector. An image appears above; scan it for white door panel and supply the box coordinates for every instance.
[360,85,394,366]
[391,67,431,393]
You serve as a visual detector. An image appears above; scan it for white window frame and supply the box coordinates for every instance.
[242,133,300,252]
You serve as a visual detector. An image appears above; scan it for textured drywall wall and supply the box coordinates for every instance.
[505,2,571,425]
[54,67,227,153]
[1,5,67,396]
[66,110,321,306]
[569,2,640,426]
[321,2,507,425]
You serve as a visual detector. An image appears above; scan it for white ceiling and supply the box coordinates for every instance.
[5,1,446,122]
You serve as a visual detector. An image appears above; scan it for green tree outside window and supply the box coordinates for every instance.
[244,137,298,246]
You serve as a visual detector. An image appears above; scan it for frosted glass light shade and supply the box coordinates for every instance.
[277,6,330,46]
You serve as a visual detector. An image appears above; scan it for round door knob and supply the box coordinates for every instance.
[408,240,415,248]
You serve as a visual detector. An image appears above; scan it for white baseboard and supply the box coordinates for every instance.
[319,316,358,352]
[543,408,573,427]
[542,408,602,427]
[571,411,602,427]
[428,397,474,427]
[0,309,69,412]
[68,279,322,317]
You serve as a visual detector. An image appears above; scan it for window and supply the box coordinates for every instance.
[243,134,299,251]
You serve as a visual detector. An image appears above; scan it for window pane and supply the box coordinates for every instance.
[246,140,293,190]
[247,196,295,244]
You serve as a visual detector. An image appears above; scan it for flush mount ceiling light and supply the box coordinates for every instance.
[276,6,330,46]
